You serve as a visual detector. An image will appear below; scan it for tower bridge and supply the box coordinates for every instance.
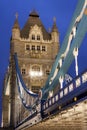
[1,0,87,130]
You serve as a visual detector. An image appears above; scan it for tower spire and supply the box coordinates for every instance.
[52,17,58,32]
[13,12,20,29]
[53,17,56,24]
[15,12,18,19]
[12,12,20,39]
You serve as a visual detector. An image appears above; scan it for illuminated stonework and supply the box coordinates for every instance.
[12,10,60,94]
[2,10,60,127]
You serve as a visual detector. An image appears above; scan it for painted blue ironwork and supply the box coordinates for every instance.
[14,0,87,110]
[42,69,87,111]
[43,0,85,90]
[42,1,87,99]
[14,1,87,127]
[14,53,38,97]
[15,69,87,130]
[14,53,38,110]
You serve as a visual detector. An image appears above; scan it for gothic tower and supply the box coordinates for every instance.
[2,10,60,128]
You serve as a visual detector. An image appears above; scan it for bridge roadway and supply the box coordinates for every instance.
[15,69,87,130]
[25,99,87,130]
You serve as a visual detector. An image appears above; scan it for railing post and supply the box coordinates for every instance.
[73,47,79,76]
[59,76,64,89]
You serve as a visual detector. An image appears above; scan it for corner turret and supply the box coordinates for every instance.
[51,17,60,59]
[51,17,59,43]
[12,13,20,40]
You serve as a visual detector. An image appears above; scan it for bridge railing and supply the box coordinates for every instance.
[15,70,87,129]
[42,69,87,110]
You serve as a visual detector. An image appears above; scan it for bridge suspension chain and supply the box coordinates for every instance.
[14,53,39,110]
[42,0,87,99]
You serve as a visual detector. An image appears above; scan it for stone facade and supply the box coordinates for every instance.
[2,70,11,127]
[2,10,60,127]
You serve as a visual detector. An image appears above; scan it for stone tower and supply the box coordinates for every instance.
[2,10,60,128]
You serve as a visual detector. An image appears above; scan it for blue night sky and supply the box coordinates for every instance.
[0,0,87,124]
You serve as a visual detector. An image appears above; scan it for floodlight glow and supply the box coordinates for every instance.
[49,91,53,97]
[30,71,43,77]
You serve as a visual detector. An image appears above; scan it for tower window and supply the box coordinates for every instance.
[32,34,35,40]
[46,70,50,75]
[21,68,26,75]
[32,45,35,50]
[26,45,30,50]
[37,46,40,51]
[42,46,46,51]
[30,65,42,77]
[32,86,40,94]
[37,35,40,40]
[32,66,40,72]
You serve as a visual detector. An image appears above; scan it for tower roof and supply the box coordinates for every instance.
[12,13,20,29]
[20,10,51,40]
[13,19,20,29]
[52,17,59,33]
[29,10,39,17]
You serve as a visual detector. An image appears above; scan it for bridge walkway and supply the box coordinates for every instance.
[25,99,87,130]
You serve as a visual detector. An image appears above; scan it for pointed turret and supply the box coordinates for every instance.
[51,17,60,59]
[13,19,20,29]
[12,13,20,39]
[51,17,59,42]
[52,17,58,33]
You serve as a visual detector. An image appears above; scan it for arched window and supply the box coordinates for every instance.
[42,46,46,51]
[21,68,26,75]
[37,46,40,51]
[30,65,42,77]
[32,45,35,50]
[32,66,40,72]
[26,45,30,50]
[32,34,35,40]
[32,86,40,94]
[46,70,50,75]
[37,35,40,40]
